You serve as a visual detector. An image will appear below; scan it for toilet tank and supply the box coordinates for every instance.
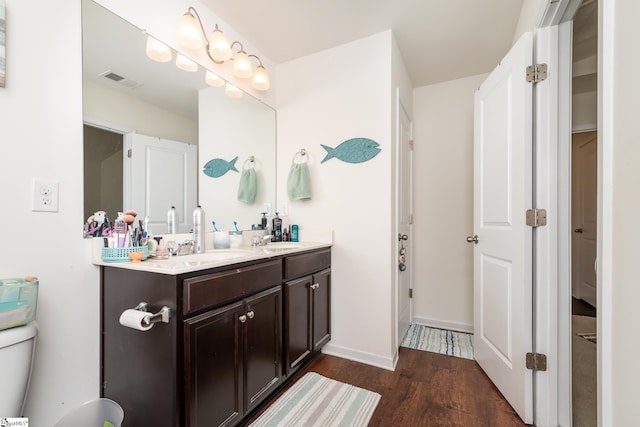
[0,322,38,417]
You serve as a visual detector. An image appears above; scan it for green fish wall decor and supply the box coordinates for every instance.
[203,156,239,178]
[320,138,381,164]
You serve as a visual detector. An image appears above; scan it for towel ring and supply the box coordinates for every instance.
[243,156,256,169]
[292,149,308,164]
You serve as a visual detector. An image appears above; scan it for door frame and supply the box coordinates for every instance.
[394,88,414,355]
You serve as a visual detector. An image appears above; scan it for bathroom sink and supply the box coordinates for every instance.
[180,250,251,266]
[262,244,301,254]
[144,250,251,269]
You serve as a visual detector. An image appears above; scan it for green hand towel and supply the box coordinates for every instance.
[237,167,257,203]
[287,162,312,200]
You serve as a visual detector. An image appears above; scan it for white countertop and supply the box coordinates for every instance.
[93,240,332,275]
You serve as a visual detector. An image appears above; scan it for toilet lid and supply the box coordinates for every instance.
[0,321,38,348]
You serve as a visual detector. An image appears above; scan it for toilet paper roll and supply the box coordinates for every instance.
[119,309,153,331]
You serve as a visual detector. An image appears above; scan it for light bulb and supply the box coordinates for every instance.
[177,12,202,49]
[233,50,253,79]
[251,65,270,91]
[209,27,231,62]
[176,54,198,72]
[225,83,243,98]
[146,36,172,62]
[205,70,225,87]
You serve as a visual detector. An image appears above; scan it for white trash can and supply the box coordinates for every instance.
[53,398,124,427]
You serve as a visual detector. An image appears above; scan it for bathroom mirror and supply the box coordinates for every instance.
[81,0,276,235]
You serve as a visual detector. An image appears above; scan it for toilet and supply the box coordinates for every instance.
[0,322,38,417]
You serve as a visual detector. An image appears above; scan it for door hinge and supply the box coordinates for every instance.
[526,208,547,227]
[526,352,547,371]
[526,63,548,83]
[409,288,413,298]
[127,148,132,158]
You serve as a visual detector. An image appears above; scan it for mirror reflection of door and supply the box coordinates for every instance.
[83,124,123,222]
[571,131,597,307]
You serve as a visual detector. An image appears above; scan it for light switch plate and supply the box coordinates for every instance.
[32,179,59,212]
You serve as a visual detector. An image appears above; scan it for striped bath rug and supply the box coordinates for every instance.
[401,323,475,360]
[249,372,380,427]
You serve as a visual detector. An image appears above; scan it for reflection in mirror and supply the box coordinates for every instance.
[81,0,276,236]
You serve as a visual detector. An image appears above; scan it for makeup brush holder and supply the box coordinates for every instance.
[102,246,149,262]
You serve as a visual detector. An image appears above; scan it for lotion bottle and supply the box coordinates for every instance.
[193,205,205,253]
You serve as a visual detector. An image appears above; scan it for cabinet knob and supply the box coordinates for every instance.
[239,314,247,323]
[311,283,320,290]
[246,310,255,319]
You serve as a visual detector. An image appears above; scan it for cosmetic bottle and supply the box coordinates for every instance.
[291,224,299,242]
[167,206,176,234]
[193,205,205,253]
[260,212,268,230]
[272,212,283,242]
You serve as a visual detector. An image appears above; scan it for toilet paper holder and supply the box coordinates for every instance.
[132,302,171,326]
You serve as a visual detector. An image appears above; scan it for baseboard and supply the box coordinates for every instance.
[412,316,474,334]
[321,342,396,371]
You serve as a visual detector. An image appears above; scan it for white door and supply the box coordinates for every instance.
[571,131,597,307]
[128,133,197,235]
[472,32,533,424]
[397,96,413,344]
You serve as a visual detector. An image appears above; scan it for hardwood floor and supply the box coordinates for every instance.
[245,347,528,426]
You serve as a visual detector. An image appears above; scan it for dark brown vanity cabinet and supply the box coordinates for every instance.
[283,249,331,376]
[101,248,330,427]
[184,285,282,427]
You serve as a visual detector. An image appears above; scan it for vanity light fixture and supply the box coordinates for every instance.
[224,82,243,98]
[146,36,172,62]
[176,7,270,91]
[175,53,198,72]
[205,70,225,87]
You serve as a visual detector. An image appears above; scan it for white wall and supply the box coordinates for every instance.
[0,0,100,425]
[276,31,397,369]
[513,0,548,43]
[83,80,198,144]
[411,73,487,332]
[607,0,640,422]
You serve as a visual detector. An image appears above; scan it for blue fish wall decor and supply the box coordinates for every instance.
[203,156,239,178]
[320,138,381,164]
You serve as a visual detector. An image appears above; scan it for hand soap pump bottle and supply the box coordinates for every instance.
[272,212,283,242]
[167,206,176,234]
[193,205,205,253]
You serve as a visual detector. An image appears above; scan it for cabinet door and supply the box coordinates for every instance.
[284,276,313,375]
[312,269,331,351]
[244,286,283,413]
[184,301,244,427]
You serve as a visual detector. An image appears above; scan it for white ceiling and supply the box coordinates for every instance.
[199,0,525,88]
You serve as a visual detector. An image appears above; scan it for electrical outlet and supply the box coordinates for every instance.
[32,179,59,212]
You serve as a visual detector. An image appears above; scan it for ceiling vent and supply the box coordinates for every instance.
[98,70,142,89]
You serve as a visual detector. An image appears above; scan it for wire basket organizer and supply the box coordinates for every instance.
[101,246,149,262]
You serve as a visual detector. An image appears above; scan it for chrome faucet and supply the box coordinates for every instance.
[252,235,272,248]
[175,240,195,256]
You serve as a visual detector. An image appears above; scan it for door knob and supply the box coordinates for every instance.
[574,228,584,233]
[398,234,408,241]
[466,235,479,244]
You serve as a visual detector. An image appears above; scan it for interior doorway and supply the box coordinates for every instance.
[83,124,124,222]
[570,0,598,425]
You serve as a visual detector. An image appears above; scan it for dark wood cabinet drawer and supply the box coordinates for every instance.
[183,259,282,315]
[284,249,331,280]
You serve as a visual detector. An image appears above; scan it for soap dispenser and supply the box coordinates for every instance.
[272,212,283,242]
